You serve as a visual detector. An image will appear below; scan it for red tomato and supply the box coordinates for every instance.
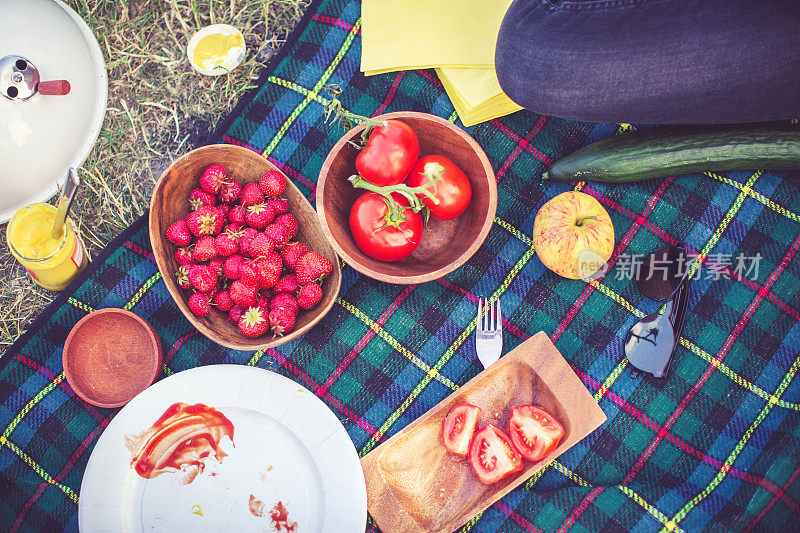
[468,424,523,484]
[507,405,565,461]
[349,192,423,262]
[355,120,420,186]
[406,155,472,221]
[442,404,482,456]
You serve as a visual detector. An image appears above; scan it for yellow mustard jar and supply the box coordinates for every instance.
[6,203,88,291]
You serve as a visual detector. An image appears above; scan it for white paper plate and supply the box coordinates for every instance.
[79,365,367,532]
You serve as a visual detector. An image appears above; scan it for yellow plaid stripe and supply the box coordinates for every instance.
[268,76,331,107]
[361,244,538,455]
[705,171,800,223]
[337,298,458,391]
[1,375,63,441]
[263,19,361,157]
[549,461,681,532]
[2,440,79,503]
[661,352,800,531]
[68,297,93,313]
[123,273,161,311]
[679,337,800,411]
[687,171,760,278]
[247,349,266,366]
[0,373,78,502]
[460,458,680,532]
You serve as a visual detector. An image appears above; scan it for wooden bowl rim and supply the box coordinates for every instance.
[62,308,164,408]
[316,111,497,284]
[149,144,342,351]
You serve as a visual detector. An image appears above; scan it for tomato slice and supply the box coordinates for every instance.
[442,404,481,456]
[468,424,523,484]
[507,405,565,462]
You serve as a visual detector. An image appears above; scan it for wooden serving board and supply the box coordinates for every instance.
[361,332,607,533]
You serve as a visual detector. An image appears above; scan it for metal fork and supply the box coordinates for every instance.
[475,298,503,368]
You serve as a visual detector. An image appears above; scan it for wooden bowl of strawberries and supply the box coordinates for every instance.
[149,144,341,350]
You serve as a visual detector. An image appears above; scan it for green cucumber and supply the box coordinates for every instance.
[542,129,800,183]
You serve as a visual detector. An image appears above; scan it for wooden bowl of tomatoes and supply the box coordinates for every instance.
[317,111,497,284]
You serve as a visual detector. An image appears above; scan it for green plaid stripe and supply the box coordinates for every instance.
[2,0,800,531]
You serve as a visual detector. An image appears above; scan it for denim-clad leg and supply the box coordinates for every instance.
[495,0,800,124]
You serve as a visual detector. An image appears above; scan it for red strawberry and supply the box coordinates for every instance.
[261,287,275,299]
[229,304,244,323]
[188,292,212,317]
[230,280,258,307]
[241,182,264,206]
[166,220,192,246]
[245,203,275,230]
[270,292,299,315]
[188,264,217,292]
[192,236,217,262]
[266,197,289,215]
[175,247,194,266]
[239,306,270,338]
[256,294,271,312]
[224,223,243,234]
[223,254,244,280]
[214,233,239,256]
[189,188,216,210]
[281,242,310,270]
[238,260,260,286]
[206,283,220,302]
[297,283,323,309]
[228,205,246,225]
[264,223,290,247]
[186,206,224,236]
[200,164,227,194]
[274,274,299,295]
[239,227,259,256]
[259,170,286,197]
[214,289,234,312]
[269,307,296,337]
[275,213,299,240]
[176,266,191,289]
[253,252,282,289]
[249,233,275,258]
[219,180,242,204]
[296,251,333,284]
[208,256,226,278]
[216,204,230,221]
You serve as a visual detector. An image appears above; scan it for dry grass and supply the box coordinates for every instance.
[0,0,309,352]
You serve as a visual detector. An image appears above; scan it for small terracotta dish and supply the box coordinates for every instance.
[317,111,497,284]
[63,308,164,408]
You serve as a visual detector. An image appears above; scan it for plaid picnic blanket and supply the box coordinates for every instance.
[2,0,800,531]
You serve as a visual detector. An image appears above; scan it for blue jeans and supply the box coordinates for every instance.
[495,0,800,124]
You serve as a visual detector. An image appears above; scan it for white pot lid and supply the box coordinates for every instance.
[0,0,107,223]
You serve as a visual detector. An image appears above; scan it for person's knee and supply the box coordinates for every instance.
[495,0,545,113]
[494,0,800,124]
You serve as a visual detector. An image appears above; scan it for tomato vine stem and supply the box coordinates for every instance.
[324,85,387,145]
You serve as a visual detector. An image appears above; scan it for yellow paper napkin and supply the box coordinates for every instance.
[437,67,522,126]
[361,0,513,76]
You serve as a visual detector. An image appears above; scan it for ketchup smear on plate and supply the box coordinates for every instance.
[126,402,234,484]
[249,495,297,531]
